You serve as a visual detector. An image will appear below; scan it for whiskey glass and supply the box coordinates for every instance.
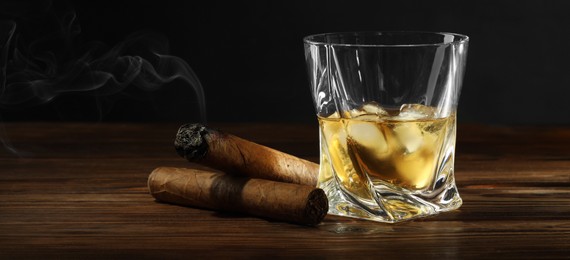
[304,32,469,222]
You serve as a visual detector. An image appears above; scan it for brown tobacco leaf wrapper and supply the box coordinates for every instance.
[174,123,319,186]
[148,167,328,226]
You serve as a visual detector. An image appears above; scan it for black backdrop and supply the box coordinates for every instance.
[1,0,570,124]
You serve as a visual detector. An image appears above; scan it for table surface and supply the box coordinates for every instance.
[0,122,569,258]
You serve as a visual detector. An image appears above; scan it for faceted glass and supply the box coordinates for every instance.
[304,32,469,223]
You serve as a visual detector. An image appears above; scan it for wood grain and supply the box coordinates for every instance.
[0,122,569,258]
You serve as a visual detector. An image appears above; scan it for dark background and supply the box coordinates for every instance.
[1,0,570,125]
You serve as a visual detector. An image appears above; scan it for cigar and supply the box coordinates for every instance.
[174,123,319,186]
[148,167,328,226]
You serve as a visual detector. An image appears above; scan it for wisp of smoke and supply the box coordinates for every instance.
[0,2,206,154]
[0,14,206,120]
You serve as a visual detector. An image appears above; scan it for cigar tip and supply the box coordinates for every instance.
[304,188,329,226]
[175,123,209,161]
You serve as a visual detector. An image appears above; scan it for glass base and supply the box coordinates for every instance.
[320,175,462,223]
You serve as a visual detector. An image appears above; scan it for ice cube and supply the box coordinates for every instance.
[396,104,436,121]
[325,111,341,119]
[392,122,424,154]
[362,102,389,116]
[346,120,389,156]
[346,102,388,120]
[354,114,384,122]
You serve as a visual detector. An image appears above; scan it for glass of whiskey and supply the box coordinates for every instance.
[304,32,469,223]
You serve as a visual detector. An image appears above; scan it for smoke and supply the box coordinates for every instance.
[0,21,15,96]
[0,1,206,154]
[0,2,206,121]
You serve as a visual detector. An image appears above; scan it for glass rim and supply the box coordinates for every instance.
[303,31,469,47]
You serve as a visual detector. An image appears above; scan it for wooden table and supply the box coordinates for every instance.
[1,123,569,258]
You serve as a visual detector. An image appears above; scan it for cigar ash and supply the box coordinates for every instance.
[174,123,210,160]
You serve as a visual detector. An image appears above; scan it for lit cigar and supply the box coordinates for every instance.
[174,123,319,186]
[148,167,328,226]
